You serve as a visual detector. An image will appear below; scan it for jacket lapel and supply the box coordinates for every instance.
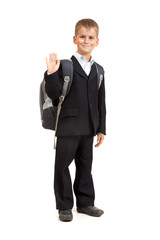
[71,56,88,80]
[71,55,97,81]
[88,63,97,82]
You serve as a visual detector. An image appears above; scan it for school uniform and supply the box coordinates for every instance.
[44,53,106,210]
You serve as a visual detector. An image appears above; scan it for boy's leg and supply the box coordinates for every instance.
[54,136,80,210]
[73,135,95,207]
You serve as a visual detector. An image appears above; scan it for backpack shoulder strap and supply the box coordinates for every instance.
[60,59,73,96]
[94,62,104,89]
[54,59,73,149]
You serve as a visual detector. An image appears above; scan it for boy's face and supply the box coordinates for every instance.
[73,27,99,57]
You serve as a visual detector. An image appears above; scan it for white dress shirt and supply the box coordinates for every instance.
[74,52,94,76]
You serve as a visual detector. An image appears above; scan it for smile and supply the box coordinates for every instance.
[82,45,90,47]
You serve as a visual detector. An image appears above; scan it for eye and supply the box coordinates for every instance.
[80,35,85,38]
[89,36,94,40]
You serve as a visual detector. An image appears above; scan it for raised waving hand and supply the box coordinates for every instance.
[46,52,60,74]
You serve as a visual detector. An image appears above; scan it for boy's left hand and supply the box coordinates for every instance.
[95,134,104,147]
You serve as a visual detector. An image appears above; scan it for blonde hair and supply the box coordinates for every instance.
[75,18,99,37]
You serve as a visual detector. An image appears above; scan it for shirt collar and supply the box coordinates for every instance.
[74,52,94,66]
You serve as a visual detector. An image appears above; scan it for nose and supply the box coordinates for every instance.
[84,37,89,43]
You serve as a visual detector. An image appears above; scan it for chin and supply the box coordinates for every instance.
[79,49,91,55]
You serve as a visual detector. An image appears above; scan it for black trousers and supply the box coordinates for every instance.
[54,135,95,210]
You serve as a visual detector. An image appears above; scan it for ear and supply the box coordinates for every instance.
[73,36,77,44]
[95,38,99,47]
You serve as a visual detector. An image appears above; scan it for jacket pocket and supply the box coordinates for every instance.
[60,108,78,119]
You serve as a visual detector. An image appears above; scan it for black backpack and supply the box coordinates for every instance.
[40,59,73,132]
[40,59,104,138]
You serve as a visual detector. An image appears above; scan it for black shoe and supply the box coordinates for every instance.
[77,206,104,217]
[58,209,73,222]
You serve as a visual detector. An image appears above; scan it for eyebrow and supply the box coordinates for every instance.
[80,34,95,38]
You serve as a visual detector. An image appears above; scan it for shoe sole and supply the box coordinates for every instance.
[77,208,104,217]
[59,215,73,222]
[59,218,73,222]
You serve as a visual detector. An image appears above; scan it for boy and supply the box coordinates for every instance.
[44,19,106,221]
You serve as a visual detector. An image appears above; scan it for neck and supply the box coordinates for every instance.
[77,51,91,62]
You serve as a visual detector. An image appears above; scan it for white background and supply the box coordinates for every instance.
[0,0,160,239]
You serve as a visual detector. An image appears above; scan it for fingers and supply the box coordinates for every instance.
[49,52,58,63]
[56,58,60,65]
[45,57,48,66]
[49,53,52,62]
[95,134,104,147]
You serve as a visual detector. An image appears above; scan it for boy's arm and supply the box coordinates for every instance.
[44,52,63,100]
[97,73,106,135]
[95,77,106,147]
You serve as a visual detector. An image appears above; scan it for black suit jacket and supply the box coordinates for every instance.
[44,56,106,137]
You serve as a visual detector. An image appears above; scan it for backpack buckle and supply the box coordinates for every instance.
[100,74,103,81]
[64,76,70,82]
[59,95,65,103]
